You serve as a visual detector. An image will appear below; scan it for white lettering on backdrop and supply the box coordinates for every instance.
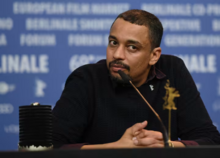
[26,18,78,30]
[165,35,220,47]
[177,54,217,73]
[0,55,49,73]
[20,34,56,46]
[0,18,13,30]
[13,2,130,15]
[69,54,105,71]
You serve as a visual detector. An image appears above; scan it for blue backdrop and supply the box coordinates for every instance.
[1,0,220,151]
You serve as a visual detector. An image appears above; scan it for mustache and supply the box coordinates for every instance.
[109,60,130,71]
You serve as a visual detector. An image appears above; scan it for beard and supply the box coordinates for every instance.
[109,60,131,84]
[110,74,128,84]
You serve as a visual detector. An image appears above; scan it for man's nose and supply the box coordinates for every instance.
[113,45,125,60]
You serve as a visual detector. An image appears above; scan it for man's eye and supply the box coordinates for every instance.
[128,45,137,50]
[109,40,117,46]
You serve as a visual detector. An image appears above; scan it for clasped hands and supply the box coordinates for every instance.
[115,121,164,148]
[81,120,184,149]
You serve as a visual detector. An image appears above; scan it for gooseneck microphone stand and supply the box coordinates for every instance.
[118,70,169,147]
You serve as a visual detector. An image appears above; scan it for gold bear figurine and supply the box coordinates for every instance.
[163,80,180,110]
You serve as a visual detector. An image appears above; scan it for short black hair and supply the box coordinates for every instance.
[112,9,163,50]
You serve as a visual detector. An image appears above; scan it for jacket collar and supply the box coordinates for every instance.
[110,65,166,89]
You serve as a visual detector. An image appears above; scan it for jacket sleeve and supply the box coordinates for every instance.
[52,68,90,148]
[175,58,220,145]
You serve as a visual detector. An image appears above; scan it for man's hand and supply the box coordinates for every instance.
[81,121,148,149]
[114,121,148,148]
[81,120,185,149]
[132,128,185,148]
[132,129,164,147]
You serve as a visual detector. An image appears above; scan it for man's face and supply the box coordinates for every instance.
[106,18,155,86]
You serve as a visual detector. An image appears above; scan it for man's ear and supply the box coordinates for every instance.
[149,47,161,65]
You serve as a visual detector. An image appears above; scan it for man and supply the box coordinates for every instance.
[52,9,220,149]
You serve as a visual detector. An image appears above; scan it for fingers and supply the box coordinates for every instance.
[131,121,148,136]
[133,137,164,146]
[137,130,163,140]
[132,130,164,147]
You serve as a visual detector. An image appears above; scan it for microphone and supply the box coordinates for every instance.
[118,70,170,147]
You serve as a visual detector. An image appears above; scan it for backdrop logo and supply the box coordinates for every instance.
[195,83,201,91]
[0,81,15,95]
[4,125,19,134]
[212,99,220,112]
[35,79,47,97]
[0,103,14,114]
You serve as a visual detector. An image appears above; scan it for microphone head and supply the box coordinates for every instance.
[118,70,131,83]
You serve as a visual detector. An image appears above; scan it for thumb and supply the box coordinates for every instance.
[132,121,148,136]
